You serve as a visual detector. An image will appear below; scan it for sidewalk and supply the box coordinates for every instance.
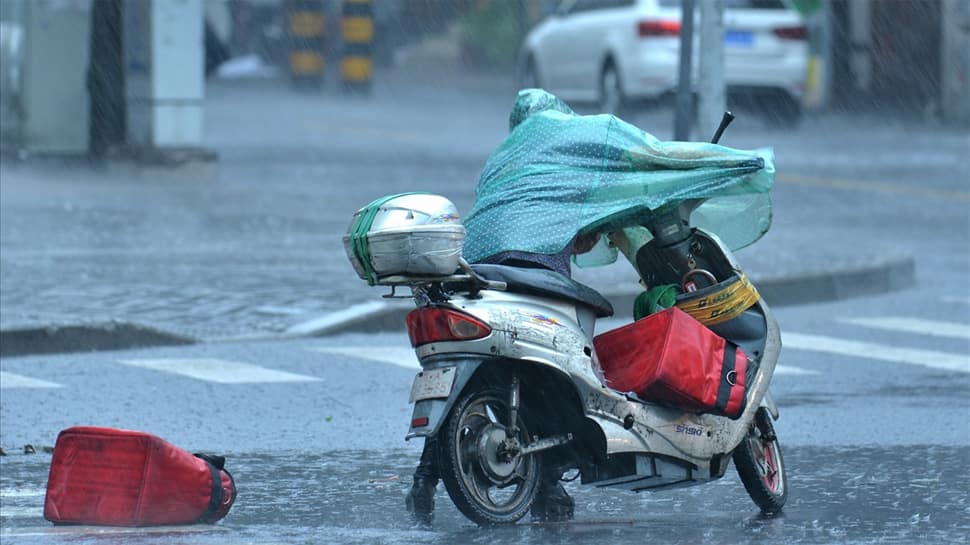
[3,65,955,356]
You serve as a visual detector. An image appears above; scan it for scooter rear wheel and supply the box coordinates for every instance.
[438,386,542,525]
[733,407,788,514]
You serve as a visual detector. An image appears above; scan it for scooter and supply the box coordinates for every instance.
[345,115,787,526]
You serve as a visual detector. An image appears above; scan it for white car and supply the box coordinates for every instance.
[520,0,808,125]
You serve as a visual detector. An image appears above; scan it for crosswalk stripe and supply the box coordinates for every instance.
[0,372,63,389]
[0,487,46,498]
[784,332,970,374]
[117,358,321,384]
[774,365,819,376]
[311,347,420,370]
[0,506,41,518]
[841,317,970,340]
[941,296,970,305]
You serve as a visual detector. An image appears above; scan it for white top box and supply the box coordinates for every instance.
[343,193,466,285]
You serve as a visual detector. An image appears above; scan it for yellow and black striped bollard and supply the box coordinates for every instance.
[287,0,326,88]
[341,0,373,93]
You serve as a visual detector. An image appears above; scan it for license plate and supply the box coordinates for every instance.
[725,30,753,46]
[409,367,457,403]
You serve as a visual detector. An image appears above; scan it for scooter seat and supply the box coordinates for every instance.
[470,264,614,318]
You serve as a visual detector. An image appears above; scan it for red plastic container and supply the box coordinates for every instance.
[594,307,748,418]
[44,427,235,526]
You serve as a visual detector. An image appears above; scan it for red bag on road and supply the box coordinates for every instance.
[594,307,749,418]
[44,426,236,526]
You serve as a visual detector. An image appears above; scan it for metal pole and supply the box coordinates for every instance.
[698,0,725,139]
[848,0,871,94]
[819,0,833,108]
[674,0,696,141]
[941,0,970,125]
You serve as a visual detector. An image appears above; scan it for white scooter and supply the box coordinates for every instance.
[345,113,788,525]
[351,201,786,526]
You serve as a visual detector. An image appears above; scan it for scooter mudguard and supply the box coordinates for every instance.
[760,389,779,420]
[406,358,483,439]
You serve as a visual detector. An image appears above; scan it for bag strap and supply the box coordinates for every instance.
[194,453,228,524]
[714,342,738,414]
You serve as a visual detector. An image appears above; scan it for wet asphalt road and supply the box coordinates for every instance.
[2,70,969,543]
[2,76,967,340]
[2,446,968,545]
[2,286,968,544]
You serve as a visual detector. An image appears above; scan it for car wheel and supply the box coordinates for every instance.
[599,62,624,116]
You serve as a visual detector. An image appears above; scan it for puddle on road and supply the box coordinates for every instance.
[2,446,968,544]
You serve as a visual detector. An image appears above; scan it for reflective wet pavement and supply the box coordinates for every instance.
[3,73,966,342]
[3,446,968,544]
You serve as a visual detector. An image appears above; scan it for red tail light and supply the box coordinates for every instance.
[773,26,807,40]
[638,19,681,37]
[411,417,430,428]
[406,307,491,347]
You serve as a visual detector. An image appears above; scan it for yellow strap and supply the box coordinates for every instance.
[676,273,760,325]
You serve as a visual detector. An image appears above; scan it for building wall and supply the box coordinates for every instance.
[828,0,966,124]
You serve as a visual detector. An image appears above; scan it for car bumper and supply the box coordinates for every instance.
[621,40,807,100]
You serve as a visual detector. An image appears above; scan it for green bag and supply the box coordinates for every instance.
[634,284,680,321]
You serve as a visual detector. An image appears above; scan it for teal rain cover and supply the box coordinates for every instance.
[462,89,775,265]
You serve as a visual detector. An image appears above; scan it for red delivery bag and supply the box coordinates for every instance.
[44,427,236,526]
[594,307,749,419]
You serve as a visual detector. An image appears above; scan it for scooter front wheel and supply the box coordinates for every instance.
[438,386,542,525]
[733,407,788,514]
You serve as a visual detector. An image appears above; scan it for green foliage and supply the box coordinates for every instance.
[460,1,523,68]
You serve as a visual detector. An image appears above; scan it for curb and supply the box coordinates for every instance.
[0,257,915,358]
[282,301,414,337]
[0,322,195,359]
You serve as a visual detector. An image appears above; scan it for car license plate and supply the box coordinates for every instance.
[725,30,753,46]
[409,367,457,403]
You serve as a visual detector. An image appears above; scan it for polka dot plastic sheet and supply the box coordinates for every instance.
[462,89,775,264]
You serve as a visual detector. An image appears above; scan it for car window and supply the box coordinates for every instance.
[600,0,637,8]
[658,0,787,8]
[567,0,636,14]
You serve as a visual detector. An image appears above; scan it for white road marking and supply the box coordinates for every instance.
[941,295,970,305]
[0,487,46,498]
[311,347,420,370]
[784,332,970,374]
[841,317,970,340]
[285,301,395,336]
[774,365,819,376]
[117,358,321,384]
[0,506,41,518]
[0,372,63,389]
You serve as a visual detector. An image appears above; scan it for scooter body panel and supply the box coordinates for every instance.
[403,228,781,490]
[406,294,778,483]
